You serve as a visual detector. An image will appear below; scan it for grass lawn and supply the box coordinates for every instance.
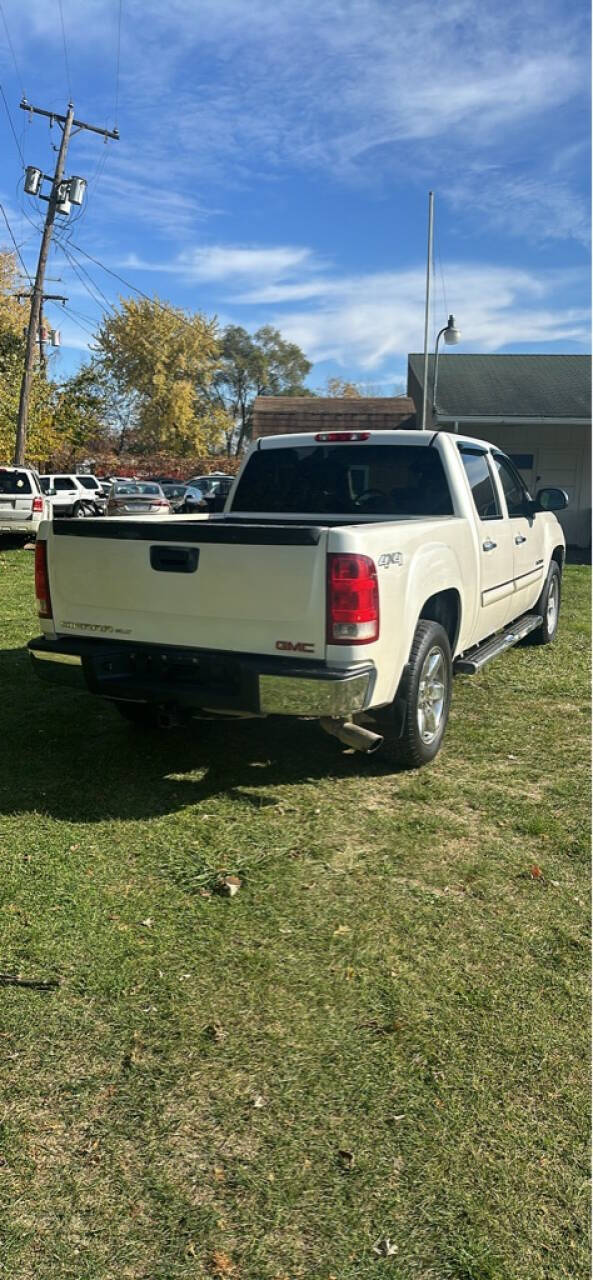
[0,547,590,1280]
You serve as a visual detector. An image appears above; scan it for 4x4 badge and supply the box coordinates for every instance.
[378,552,404,568]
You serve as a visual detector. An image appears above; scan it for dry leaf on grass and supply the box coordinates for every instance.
[252,1094,266,1108]
[204,1021,226,1043]
[373,1237,398,1257]
[210,1250,237,1277]
[215,876,242,898]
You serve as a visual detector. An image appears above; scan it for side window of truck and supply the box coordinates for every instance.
[491,452,531,517]
[458,446,501,520]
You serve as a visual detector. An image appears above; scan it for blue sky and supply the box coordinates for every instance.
[0,0,590,390]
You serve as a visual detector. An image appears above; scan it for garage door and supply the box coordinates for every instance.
[535,449,588,547]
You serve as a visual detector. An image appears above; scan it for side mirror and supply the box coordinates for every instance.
[47,487,57,496]
[535,487,569,512]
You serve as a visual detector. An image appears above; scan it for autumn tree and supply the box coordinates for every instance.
[93,296,230,456]
[213,324,312,454]
[324,377,362,398]
[0,249,58,463]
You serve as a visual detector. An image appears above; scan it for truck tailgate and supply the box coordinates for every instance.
[46,520,329,659]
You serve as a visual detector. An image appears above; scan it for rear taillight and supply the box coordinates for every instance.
[34,541,52,619]
[32,495,44,513]
[327,553,379,645]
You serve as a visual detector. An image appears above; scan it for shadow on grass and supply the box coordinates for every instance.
[0,645,396,824]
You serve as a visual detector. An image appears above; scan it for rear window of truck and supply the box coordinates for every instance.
[232,445,453,517]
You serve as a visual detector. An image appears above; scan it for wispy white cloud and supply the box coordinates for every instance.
[233,259,590,368]
[448,171,590,249]
[179,245,317,282]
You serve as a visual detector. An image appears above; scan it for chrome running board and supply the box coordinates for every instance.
[454,614,542,675]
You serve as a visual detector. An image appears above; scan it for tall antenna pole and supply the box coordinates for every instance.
[420,190,434,431]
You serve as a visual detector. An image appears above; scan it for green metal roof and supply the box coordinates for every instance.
[408,353,591,420]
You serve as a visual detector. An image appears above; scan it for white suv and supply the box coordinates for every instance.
[40,474,106,518]
[0,466,50,537]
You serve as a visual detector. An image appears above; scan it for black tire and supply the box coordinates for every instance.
[73,501,96,519]
[527,561,561,645]
[377,620,453,769]
[114,701,162,728]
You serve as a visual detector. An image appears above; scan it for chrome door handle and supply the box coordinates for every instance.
[515,534,527,545]
[483,539,497,551]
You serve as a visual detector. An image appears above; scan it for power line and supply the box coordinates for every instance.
[56,0,73,102]
[65,240,207,334]
[0,0,24,94]
[0,82,24,164]
[47,297,97,338]
[0,200,32,282]
[55,236,115,315]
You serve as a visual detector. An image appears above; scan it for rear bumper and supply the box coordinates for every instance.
[28,636,375,718]
[0,516,40,536]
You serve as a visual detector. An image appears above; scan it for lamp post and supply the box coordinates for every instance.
[432,314,460,423]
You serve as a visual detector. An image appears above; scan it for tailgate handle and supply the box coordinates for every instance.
[150,545,199,574]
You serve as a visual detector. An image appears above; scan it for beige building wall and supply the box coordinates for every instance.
[438,422,591,548]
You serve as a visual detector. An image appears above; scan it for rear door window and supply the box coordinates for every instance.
[0,470,32,494]
[458,447,501,520]
[53,476,77,492]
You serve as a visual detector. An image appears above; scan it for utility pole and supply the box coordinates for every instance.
[13,100,119,465]
[15,291,69,378]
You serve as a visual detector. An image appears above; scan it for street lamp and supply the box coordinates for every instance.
[432,314,460,420]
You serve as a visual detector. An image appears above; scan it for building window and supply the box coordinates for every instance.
[508,453,534,472]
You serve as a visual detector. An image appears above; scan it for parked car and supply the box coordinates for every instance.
[0,466,50,538]
[40,474,106,518]
[106,481,171,517]
[29,430,568,769]
[182,484,208,513]
[186,474,234,513]
[161,483,190,512]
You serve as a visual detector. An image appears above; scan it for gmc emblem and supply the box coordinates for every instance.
[275,640,315,653]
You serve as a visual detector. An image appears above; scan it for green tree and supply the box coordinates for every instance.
[50,364,114,461]
[94,296,228,457]
[214,324,312,455]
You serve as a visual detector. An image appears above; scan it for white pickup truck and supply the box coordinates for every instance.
[29,430,568,768]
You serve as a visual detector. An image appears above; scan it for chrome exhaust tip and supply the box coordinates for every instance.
[320,717,383,754]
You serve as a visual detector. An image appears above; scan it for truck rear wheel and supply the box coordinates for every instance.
[379,620,452,769]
